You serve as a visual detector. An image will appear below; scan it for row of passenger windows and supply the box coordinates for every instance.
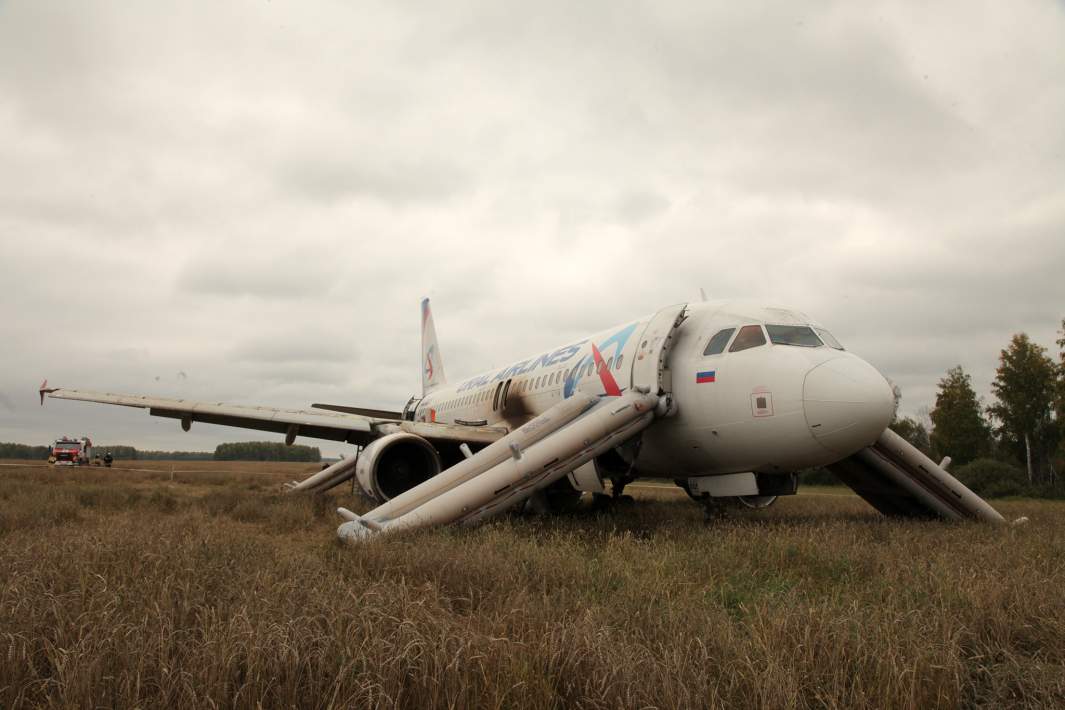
[434,354,627,411]
[703,324,845,356]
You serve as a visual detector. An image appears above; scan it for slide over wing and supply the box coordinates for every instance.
[42,387,507,447]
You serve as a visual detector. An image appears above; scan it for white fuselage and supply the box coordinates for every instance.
[414,301,896,479]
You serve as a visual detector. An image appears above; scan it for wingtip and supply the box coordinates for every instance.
[39,379,57,406]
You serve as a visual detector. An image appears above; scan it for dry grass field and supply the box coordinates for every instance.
[1,460,1063,709]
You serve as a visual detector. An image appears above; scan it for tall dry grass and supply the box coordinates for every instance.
[1,461,1063,708]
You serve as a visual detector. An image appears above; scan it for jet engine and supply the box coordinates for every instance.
[355,433,442,502]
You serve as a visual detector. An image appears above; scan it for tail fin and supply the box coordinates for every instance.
[421,298,447,395]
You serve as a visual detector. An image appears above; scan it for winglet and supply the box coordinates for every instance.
[591,344,622,397]
[39,379,57,406]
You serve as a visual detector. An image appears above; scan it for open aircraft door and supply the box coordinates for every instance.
[630,304,687,414]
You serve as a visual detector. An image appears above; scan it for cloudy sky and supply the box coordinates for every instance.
[1,1,1063,457]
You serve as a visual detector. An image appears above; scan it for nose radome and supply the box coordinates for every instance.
[803,357,895,456]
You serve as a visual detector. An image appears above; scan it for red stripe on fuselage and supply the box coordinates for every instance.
[591,344,622,397]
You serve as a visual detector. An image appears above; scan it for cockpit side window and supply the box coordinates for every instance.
[729,325,767,352]
[814,328,845,350]
[703,328,736,356]
[766,324,823,347]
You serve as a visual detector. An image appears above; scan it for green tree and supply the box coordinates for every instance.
[929,365,991,466]
[1057,320,1065,425]
[213,441,321,462]
[988,333,1057,483]
[0,443,50,459]
[890,416,931,455]
[1056,320,1065,466]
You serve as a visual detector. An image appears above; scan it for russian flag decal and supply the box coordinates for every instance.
[696,370,716,384]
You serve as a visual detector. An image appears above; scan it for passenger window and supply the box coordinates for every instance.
[729,325,767,352]
[615,354,623,370]
[703,328,736,356]
[605,357,613,371]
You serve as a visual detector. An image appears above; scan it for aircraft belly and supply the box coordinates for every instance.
[634,423,706,475]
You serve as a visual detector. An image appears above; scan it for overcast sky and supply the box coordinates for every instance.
[1,1,1063,457]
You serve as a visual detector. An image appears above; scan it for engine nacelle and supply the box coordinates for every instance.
[355,433,442,503]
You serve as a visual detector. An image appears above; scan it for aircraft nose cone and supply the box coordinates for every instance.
[803,357,895,456]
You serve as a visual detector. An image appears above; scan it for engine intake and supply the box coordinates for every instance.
[355,433,442,502]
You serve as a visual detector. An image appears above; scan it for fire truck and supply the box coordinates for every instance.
[48,437,92,466]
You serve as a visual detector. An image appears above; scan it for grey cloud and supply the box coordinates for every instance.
[230,335,357,366]
[2,0,1064,455]
[281,156,471,205]
[615,189,671,225]
[176,252,344,299]
[244,362,351,386]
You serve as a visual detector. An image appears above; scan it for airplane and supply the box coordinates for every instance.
[41,298,1004,543]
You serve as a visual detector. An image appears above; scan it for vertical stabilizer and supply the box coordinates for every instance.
[421,298,447,395]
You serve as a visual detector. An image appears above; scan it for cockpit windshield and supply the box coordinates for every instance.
[814,327,844,350]
[729,325,767,352]
[766,325,823,347]
[703,328,735,356]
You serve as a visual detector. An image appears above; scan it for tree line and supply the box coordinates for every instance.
[2,441,321,462]
[213,442,321,462]
[94,446,215,461]
[0,443,51,459]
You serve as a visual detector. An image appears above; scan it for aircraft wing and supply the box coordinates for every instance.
[41,387,507,447]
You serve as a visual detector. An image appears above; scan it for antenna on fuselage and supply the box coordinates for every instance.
[699,288,707,302]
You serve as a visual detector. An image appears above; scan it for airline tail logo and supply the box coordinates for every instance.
[421,298,446,395]
[424,346,435,380]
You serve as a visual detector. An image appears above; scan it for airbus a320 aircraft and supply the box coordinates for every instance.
[42,299,1003,542]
